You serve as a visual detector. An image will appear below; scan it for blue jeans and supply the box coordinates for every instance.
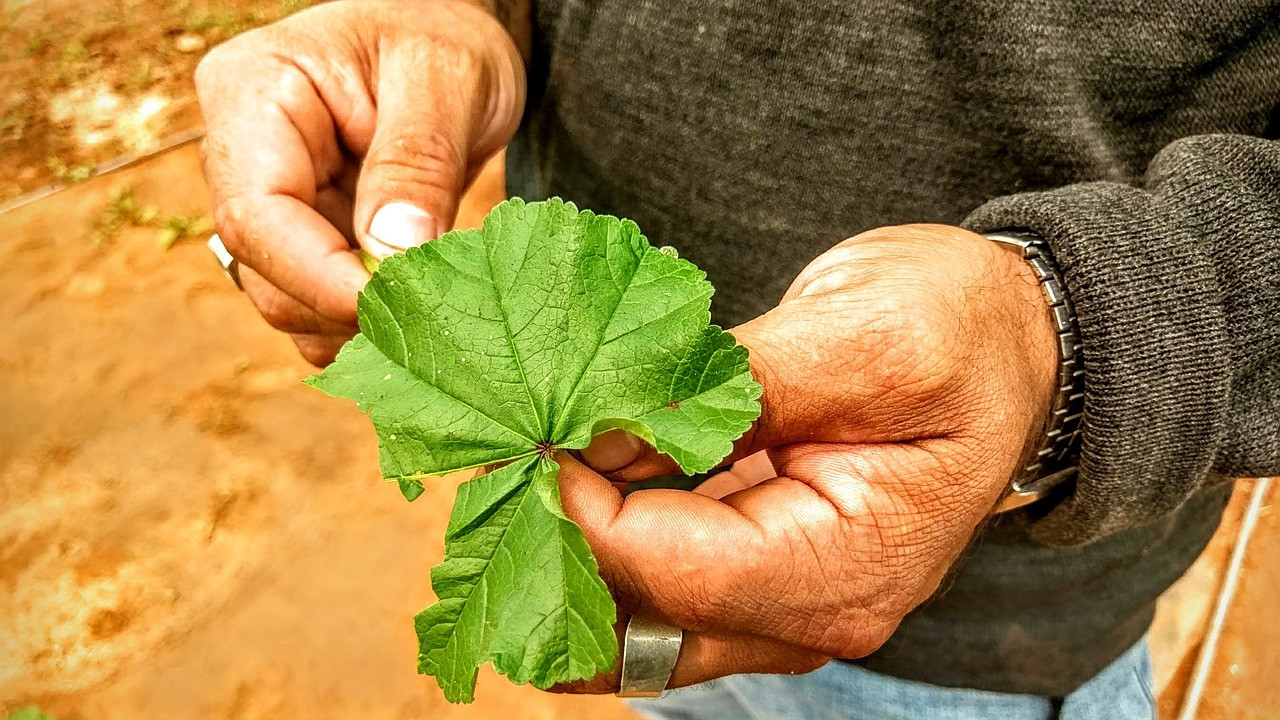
[632,636,1156,720]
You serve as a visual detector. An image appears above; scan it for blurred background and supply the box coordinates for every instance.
[0,0,1276,717]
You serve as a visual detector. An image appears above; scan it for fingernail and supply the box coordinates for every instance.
[580,429,642,473]
[368,202,438,251]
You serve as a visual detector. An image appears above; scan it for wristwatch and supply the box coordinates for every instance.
[985,231,1085,513]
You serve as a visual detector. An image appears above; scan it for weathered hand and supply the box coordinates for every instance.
[196,0,525,364]
[556,224,1061,691]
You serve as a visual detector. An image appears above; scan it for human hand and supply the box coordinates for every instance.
[555,224,1061,691]
[196,0,525,364]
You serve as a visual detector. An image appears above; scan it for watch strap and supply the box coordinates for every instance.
[985,231,1084,512]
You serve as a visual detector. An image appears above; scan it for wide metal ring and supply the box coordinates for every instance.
[617,615,683,698]
[207,233,243,291]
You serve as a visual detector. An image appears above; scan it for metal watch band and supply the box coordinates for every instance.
[985,231,1084,512]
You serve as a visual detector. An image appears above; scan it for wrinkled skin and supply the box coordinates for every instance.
[197,1,1059,691]
[556,225,1059,690]
[196,0,525,364]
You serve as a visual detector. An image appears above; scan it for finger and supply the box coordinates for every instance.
[550,626,828,694]
[591,447,777,499]
[668,629,828,689]
[291,333,352,367]
[556,452,906,659]
[240,266,358,335]
[354,6,525,257]
[218,193,368,325]
[693,451,776,499]
[314,182,357,245]
[579,429,644,473]
[197,43,370,325]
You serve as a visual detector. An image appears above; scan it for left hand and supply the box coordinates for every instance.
[552,224,1061,692]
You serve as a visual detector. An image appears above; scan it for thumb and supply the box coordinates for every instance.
[583,299,906,482]
[356,17,524,257]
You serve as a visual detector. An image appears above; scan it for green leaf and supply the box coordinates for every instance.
[397,476,425,502]
[414,455,616,703]
[307,197,761,702]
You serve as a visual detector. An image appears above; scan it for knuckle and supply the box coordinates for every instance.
[212,196,252,253]
[256,294,308,333]
[368,122,467,191]
[200,132,235,192]
[820,612,898,659]
[864,302,966,398]
[271,61,324,116]
[307,274,361,326]
[193,44,232,97]
[899,304,962,369]
[424,37,484,83]
[795,653,832,674]
[194,30,267,97]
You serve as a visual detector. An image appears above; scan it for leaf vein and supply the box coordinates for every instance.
[550,244,646,441]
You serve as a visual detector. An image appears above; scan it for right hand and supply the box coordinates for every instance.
[196,0,526,365]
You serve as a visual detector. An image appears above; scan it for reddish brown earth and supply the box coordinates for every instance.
[1192,479,1280,719]
[0,0,318,204]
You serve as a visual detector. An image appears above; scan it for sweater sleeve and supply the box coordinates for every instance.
[964,133,1280,546]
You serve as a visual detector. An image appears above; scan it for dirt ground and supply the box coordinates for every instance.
[0,0,317,203]
[1151,478,1280,719]
[1188,479,1280,719]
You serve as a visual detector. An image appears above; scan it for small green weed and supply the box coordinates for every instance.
[126,60,153,92]
[48,157,95,185]
[157,214,213,249]
[89,187,157,244]
[88,186,210,249]
[61,40,89,62]
[0,110,26,143]
[51,39,97,84]
[22,34,49,57]
[7,705,54,720]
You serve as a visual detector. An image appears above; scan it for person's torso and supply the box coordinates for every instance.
[513,0,1279,326]
[508,0,1276,694]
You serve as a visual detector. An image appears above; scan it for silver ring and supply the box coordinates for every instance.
[207,233,243,291]
[617,615,683,698]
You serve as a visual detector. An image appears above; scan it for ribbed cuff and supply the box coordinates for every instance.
[964,181,1230,546]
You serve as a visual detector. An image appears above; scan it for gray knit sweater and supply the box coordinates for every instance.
[506,0,1280,695]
